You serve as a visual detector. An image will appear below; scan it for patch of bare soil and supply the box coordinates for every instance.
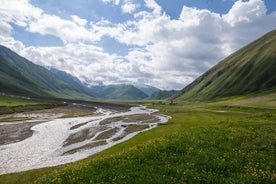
[124,114,159,123]
[64,126,108,146]
[99,116,125,125]
[0,121,44,145]
[112,124,149,142]
[36,104,97,117]
[124,124,150,133]
[70,122,89,130]
[63,140,107,155]
[99,114,159,125]
[94,128,119,140]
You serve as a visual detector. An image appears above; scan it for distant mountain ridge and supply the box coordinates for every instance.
[149,90,178,100]
[175,30,276,101]
[134,84,160,96]
[88,84,149,100]
[0,45,168,100]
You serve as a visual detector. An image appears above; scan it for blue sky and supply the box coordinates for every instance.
[0,0,276,89]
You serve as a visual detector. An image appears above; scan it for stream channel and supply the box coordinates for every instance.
[0,106,169,175]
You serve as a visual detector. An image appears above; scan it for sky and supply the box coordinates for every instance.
[0,0,276,90]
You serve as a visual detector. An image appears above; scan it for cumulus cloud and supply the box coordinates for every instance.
[27,14,96,43]
[0,36,25,53]
[101,0,120,6]
[223,0,267,26]
[71,15,88,26]
[0,0,275,90]
[0,0,42,36]
[0,0,42,27]
[144,0,162,16]
[121,0,139,14]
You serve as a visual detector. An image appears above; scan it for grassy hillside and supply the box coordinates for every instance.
[0,46,93,99]
[106,85,148,100]
[89,84,148,100]
[176,30,276,101]
[149,90,178,100]
[0,92,275,183]
[135,85,160,96]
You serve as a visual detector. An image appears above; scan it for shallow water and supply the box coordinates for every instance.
[0,106,169,175]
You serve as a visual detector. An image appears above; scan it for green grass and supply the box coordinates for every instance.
[0,98,275,183]
[0,117,31,123]
[0,96,42,107]
[0,95,64,115]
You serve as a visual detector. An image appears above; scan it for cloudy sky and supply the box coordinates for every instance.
[0,0,276,90]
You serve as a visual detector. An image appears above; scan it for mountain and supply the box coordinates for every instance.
[88,85,119,98]
[0,45,93,99]
[106,85,148,100]
[89,84,148,100]
[176,30,276,101]
[134,84,160,96]
[48,68,92,95]
[149,90,178,100]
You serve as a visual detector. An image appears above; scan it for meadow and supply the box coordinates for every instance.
[0,95,275,183]
[0,95,63,115]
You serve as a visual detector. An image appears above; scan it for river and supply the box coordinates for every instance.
[0,106,169,175]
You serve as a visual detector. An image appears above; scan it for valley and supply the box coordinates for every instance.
[0,26,275,183]
[0,92,275,184]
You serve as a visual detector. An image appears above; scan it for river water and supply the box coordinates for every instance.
[0,106,169,175]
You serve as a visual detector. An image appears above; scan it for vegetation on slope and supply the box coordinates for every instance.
[89,84,149,100]
[176,30,276,101]
[135,84,160,96]
[0,95,64,115]
[149,90,178,100]
[0,45,93,99]
[1,92,275,183]
[106,85,148,100]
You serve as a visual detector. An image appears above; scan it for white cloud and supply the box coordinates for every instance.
[0,0,100,44]
[0,21,13,37]
[101,0,120,6]
[71,15,88,26]
[223,0,267,26]
[0,0,275,90]
[0,0,42,26]
[144,0,162,16]
[0,36,25,53]
[0,0,42,35]
[121,0,139,14]
[27,14,97,43]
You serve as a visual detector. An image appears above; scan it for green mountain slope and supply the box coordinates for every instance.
[135,84,160,96]
[89,84,148,100]
[176,30,276,101]
[89,84,159,100]
[106,85,148,100]
[0,45,93,99]
[149,90,178,100]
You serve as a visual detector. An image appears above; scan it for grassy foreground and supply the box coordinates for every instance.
[0,96,275,183]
